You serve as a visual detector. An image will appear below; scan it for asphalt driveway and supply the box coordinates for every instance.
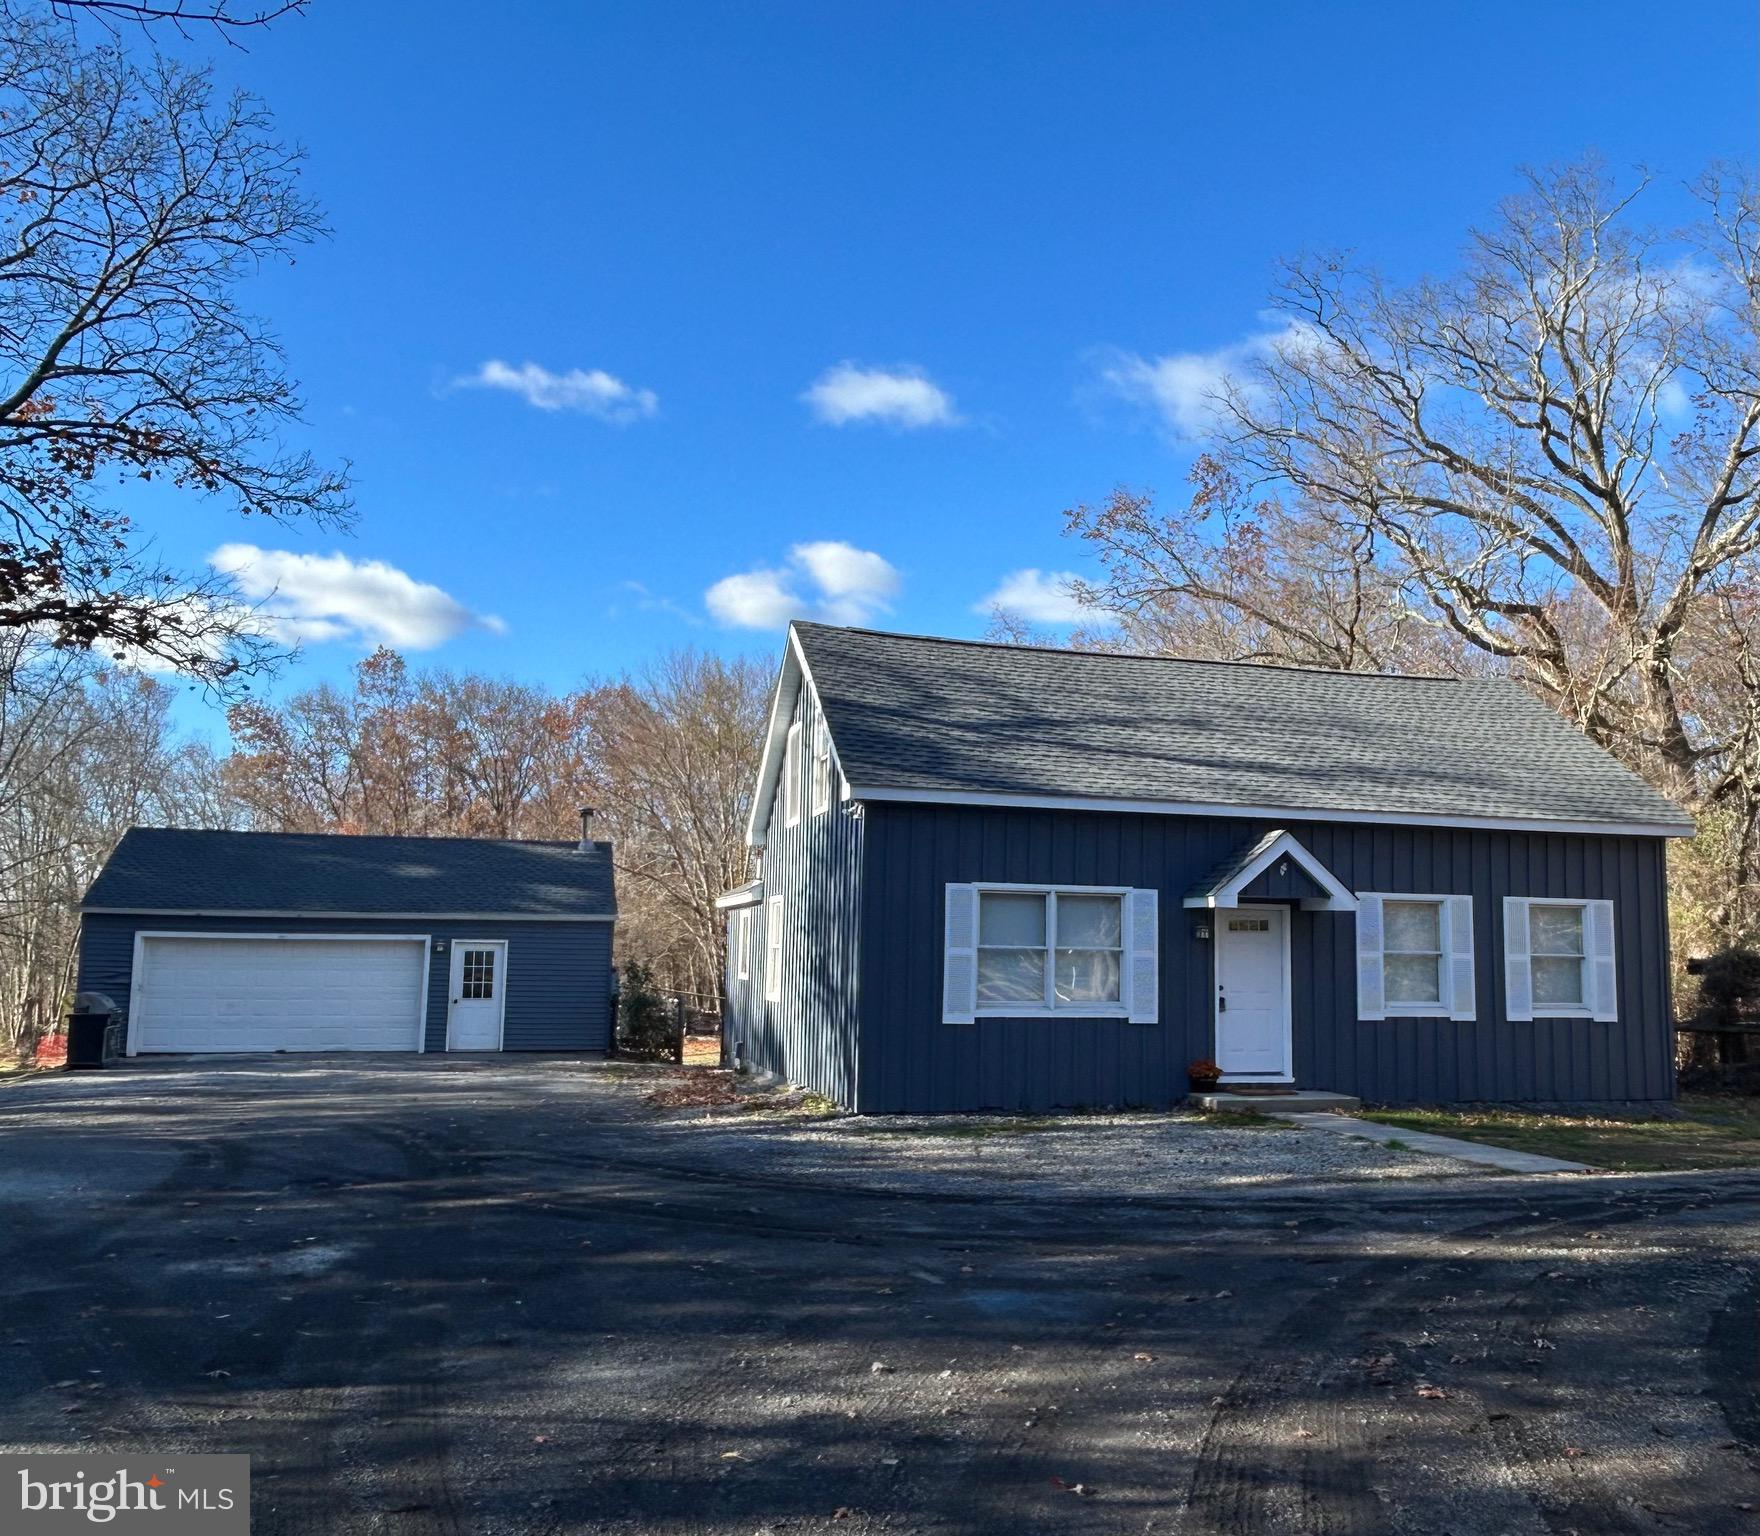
[2,1058,1759,1534]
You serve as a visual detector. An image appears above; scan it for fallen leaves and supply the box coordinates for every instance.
[642,1072,745,1110]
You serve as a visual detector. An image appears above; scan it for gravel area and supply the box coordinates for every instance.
[655,1101,1474,1194]
[11,1059,1760,1533]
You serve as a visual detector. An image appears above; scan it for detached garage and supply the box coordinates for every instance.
[78,820,617,1057]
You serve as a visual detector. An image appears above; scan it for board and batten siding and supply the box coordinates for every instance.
[78,913,613,1052]
[724,686,862,1105]
[855,801,1673,1113]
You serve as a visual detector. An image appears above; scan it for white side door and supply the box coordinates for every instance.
[446,940,508,1051]
[1214,908,1290,1079]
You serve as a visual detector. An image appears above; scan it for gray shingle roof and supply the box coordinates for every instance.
[83,828,617,916]
[1187,829,1288,901]
[793,623,1692,833]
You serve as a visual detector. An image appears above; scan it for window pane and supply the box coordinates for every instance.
[1055,949,1121,1004]
[1384,900,1441,953]
[1532,955,1584,1006]
[1057,894,1122,948]
[979,893,1046,947]
[1384,953,1441,1005]
[1530,904,1584,956]
[977,948,1045,1006]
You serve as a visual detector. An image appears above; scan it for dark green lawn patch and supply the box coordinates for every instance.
[1359,1094,1760,1172]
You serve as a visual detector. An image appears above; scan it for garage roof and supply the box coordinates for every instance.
[83,828,618,919]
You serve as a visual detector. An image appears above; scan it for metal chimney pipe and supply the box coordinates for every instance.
[577,806,596,850]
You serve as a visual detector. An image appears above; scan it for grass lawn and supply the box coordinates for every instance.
[1359,1094,1760,1172]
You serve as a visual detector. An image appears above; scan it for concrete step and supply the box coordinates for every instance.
[1191,1089,1362,1112]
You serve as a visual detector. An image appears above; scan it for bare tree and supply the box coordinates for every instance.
[0,23,347,687]
[1223,163,1755,786]
[1066,465,1479,674]
[1070,161,1760,941]
[0,633,218,1058]
[583,651,771,1000]
[8,1,305,39]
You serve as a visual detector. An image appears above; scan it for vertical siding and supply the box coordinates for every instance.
[722,685,863,1104]
[856,803,1675,1112]
[77,914,613,1052]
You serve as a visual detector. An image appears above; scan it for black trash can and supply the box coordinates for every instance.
[65,991,117,1071]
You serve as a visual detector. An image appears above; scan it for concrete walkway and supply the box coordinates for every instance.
[1274,1111,1593,1174]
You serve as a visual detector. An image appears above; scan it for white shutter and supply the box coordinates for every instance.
[1587,899,1618,1022]
[1126,888,1159,1024]
[1504,898,1533,1022]
[943,884,979,1025]
[1356,893,1385,1020]
[1446,895,1476,1021]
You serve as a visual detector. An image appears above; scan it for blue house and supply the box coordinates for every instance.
[720,623,1693,1113]
[79,816,616,1056]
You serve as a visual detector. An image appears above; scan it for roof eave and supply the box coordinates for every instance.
[714,882,765,910]
[745,624,827,847]
[845,784,1696,840]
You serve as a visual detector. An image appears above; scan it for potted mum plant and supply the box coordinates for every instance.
[1187,1058,1223,1093]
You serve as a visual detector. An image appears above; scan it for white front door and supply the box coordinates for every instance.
[446,941,507,1051]
[1214,908,1290,1079]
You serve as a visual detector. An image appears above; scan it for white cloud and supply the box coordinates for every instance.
[704,569,798,630]
[1100,320,1318,440]
[210,544,505,651]
[790,540,902,622]
[457,359,658,423]
[705,541,900,630]
[975,569,1117,627]
[803,362,959,429]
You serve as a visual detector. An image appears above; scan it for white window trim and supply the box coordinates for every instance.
[1357,893,1476,1022]
[735,909,750,981]
[764,896,784,1001]
[1503,896,1617,1023]
[972,882,1131,1019]
[1381,895,1447,1015]
[811,730,833,817]
[783,721,803,827]
[1515,897,1596,1018]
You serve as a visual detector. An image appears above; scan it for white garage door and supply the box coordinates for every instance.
[131,936,426,1054]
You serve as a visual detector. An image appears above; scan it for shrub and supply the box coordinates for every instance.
[1683,947,1760,1030]
[615,961,678,1061]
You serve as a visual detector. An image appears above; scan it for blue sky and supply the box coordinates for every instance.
[142,0,1755,726]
